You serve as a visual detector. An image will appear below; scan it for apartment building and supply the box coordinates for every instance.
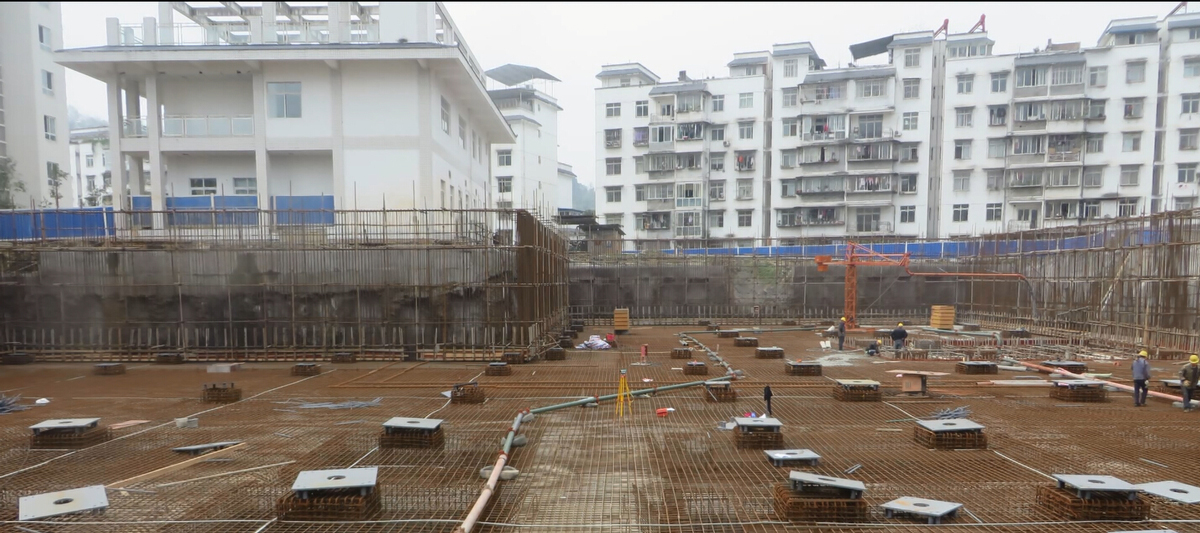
[56,2,512,226]
[68,126,112,206]
[1,2,72,208]
[557,162,576,209]
[596,6,1200,249]
[486,64,562,215]
[594,54,774,251]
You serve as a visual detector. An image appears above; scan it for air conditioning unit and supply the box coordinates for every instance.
[723,140,731,147]
[893,130,902,137]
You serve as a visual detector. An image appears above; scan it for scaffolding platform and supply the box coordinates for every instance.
[1049,379,1108,402]
[379,417,445,449]
[450,382,485,404]
[683,361,708,376]
[485,362,512,376]
[913,419,988,450]
[755,346,785,359]
[702,380,737,402]
[955,361,998,375]
[201,383,243,403]
[833,379,882,402]
[93,363,126,375]
[291,363,322,376]
[786,361,822,376]
[735,337,759,347]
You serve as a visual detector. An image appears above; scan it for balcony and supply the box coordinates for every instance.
[799,183,845,195]
[122,116,148,138]
[852,221,894,234]
[649,140,675,153]
[646,199,674,211]
[1008,177,1044,188]
[801,131,848,142]
[847,176,894,193]
[848,144,896,162]
[117,21,380,46]
[163,115,254,137]
[804,216,844,226]
[1006,220,1036,232]
[1047,151,1081,163]
[851,129,897,141]
[649,113,676,124]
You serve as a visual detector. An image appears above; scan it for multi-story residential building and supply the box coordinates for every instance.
[1,2,72,208]
[557,162,576,210]
[56,1,511,226]
[68,126,112,206]
[1159,10,1200,211]
[594,55,773,250]
[486,64,562,215]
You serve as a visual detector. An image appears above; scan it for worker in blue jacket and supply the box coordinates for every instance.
[1131,350,1150,407]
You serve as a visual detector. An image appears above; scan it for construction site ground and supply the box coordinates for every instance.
[2,325,1198,533]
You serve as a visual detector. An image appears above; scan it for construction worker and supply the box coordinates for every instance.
[1132,350,1150,407]
[891,323,908,351]
[837,317,847,351]
[763,385,773,416]
[1182,355,1200,412]
[865,339,881,357]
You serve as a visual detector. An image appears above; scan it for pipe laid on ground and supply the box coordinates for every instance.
[1005,358,1190,405]
[456,376,734,533]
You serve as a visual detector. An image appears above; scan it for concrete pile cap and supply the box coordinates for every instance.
[1053,474,1137,492]
[789,471,866,492]
[1135,481,1200,503]
[734,417,782,428]
[764,449,820,461]
[881,496,962,517]
[383,417,443,429]
[916,418,985,432]
[291,467,378,492]
[835,379,880,386]
[19,485,108,521]
[29,418,100,431]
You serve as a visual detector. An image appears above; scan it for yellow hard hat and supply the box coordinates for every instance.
[1191,355,1199,364]
[1138,350,1148,357]
[840,317,846,321]
[898,323,904,327]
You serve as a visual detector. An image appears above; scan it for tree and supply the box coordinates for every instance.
[0,157,27,209]
[42,163,70,209]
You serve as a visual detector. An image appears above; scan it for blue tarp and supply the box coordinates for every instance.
[272,195,334,226]
[0,207,115,240]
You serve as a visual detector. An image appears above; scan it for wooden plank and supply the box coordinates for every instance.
[107,442,247,488]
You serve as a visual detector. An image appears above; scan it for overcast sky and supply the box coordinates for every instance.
[62,1,1182,187]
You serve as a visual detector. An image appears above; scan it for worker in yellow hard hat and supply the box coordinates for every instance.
[1182,355,1200,412]
[837,317,847,351]
[891,322,908,351]
[1132,350,1150,407]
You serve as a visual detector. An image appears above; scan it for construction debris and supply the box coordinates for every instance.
[0,393,29,414]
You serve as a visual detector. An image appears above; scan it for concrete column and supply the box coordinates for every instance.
[380,2,435,43]
[247,15,262,44]
[252,71,271,211]
[146,74,166,230]
[106,18,120,46]
[262,2,277,43]
[142,17,157,45]
[106,76,127,224]
[158,3,174,44]
[330,66,345,209]
[328,2,346,43]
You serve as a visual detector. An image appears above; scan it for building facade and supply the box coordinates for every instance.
[68,126,112,206]
[56,1,512,225]
[486,64,562,216]
[595,7,1200,249]
[1,2,72,208]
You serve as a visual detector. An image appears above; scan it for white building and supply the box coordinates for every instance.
[596,5,1200,249]
[1,2,72,208]
[556,162,576,209]
[68,126,112,206]
[56,1,512,223]
[485,64,562,216]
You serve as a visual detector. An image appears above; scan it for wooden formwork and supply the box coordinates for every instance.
[330,353,357,364]
[379,427,445,449]
[1049,386,1108,402]
[155,353,185,365]
[30,427,112,449]
[735,337,759,347]
[755,347,784,359]
[833,386,882,402]
[1035,485,1149,521]
[93,363,126,375]
[671,348,693,359]
[276,490,382,521]
[702,386,737,402]
[202,386,243,403]
[771,482,867,522]
[955,362,998,375]
[485,364,512,376]
[451,385,486,404]
[545,348,566,361]
[291,363,322,376]
[914,426,989,450]
[786,363,822,376]
[735,430,783,450]
[683,364,709,376]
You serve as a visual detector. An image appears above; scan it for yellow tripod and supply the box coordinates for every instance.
[615,369,632,417]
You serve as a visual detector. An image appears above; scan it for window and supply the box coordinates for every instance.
[458,117,467,148]
[709,180,725,201]
[265,82,303,119]
[988,138,1006,159]
[189,178,217,196]
[782,118,798,137]
[711,127,725,142]
[43,115,56,140]
[902,112,918,131]
[710,154,725,171]
[1013,136,1045,155]
[605,103,621,117]
[1125,61,1146,84]
[498,150,512,166]
[1181,129,1199,150]
[1086,134,1104,153]
[1015,67,1046,87]
[1048,168,1080,187]
[1120,165,1140,186]
[497,176,512,193]
[780,150,797,168]
[784,59,798,78]
[782,87,798,107]
[902,145,919,162]
[900,205,916,223]
[712,95,724,112]
[739,93,753,108]
[957,75,974,94]
[738,122,754,140]
[952,204,969,222]
[953,170,971,192]
[232,177,257,195]
[604,213,623,226]
[737,210,752,227]
[1087,99,1107,119]
[1015,102,1045,122]
[437,98,453,134]
[1119,199,1139,217]
[1179,163,1198,183]
[954,140,972,160]
[709,211,724,228]
[605,186,622,202]
[991,72,1008,93]
[85,154,94,167]
[1122,132,1141,152]
[737,179,754,200]
[605,157,622,175]
[986,169,1004,190]
[955,107,973,127]
[1185,59,1200,78]
[38,25,51,48]
[496,200,512,210]
[619,78,631,87]
[1124,98,1144,118]
[904,48,920,67]
[857,79,884,98]
[901,174,918,193]
[1051,65,1083,85]
[1084,166,1104,187]
[1192,27,1200,40]
[813,84,845,100]
[857,114,883,138]
[1089,66,1108,87]
[744,66,760,76]
[1082,201,1100,219]
[635,100,648,117]
[41,70,52,93]
[1184,94,1200,114]
[988,106,1007,126]
[903,78,920,99]
[986,203,1002,221]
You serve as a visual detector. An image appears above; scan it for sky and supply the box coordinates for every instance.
[61,1,1183,188]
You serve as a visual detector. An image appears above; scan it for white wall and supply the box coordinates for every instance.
[163,152,256,196]
[343,148,419,208]
[341,61,420,137]
[263,63,332,138]
[269,152,333,196]
[159,75,253,116]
